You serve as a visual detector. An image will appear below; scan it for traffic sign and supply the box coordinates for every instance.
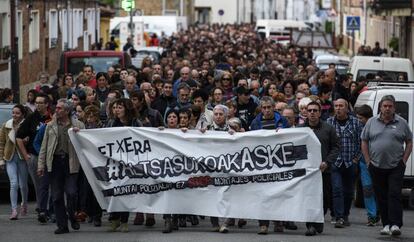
[218,9,224,16]
[121,0,135,11]
[346,16,360,31]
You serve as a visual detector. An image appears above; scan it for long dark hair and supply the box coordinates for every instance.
[113,98,137,124]
[13,104,28,119]
[96,72,109,82]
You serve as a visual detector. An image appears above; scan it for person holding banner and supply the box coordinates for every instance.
[159,108,184,233]
[250,96,289,235]
[300,101,339,236]
[105,98,143,233]
[37,98,85,234]
[83,105,105,227]
[219,117,248,233]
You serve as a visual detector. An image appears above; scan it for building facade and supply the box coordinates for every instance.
[0,0,100,101]
[335,0,413,60]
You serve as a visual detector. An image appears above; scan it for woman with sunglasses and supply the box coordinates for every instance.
[220,72,234,101]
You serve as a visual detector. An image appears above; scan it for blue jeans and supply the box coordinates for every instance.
[331,163,355,219]
[6,153,29,210]
[359,158,377,219]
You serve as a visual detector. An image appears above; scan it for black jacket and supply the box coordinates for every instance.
[299,120,339,171]
[16,111,51,155]
[138,106,164,127]
[151,94,177,119]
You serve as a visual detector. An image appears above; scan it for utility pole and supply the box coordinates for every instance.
[10,0,19,102]
[130,8,133,38]
[237,0,239,24]
[95,0,99,44]
[363,0,367,45]
[352,29,355,56]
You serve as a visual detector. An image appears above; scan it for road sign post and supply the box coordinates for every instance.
[121,0,135,38]
[346,16,360,57]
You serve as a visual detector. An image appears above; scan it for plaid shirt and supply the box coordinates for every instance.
[327,115,363,168]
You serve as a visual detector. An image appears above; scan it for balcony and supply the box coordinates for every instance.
[370,0,412,16]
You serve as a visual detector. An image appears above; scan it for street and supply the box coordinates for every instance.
[0,202,413,242]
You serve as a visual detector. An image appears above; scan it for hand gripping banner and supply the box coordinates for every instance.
[69,127,324,222]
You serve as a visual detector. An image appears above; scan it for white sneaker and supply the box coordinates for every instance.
[380,225,390,235]
[390,225,401,236]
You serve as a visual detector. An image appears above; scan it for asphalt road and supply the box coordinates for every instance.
[0,202,413,242]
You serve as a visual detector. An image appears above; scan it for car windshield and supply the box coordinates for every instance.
[68,57,122,75]
[357,70,408,81]
[136,51,161,63]
[0,104,14,126]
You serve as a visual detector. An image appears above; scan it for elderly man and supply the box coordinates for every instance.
[361,95,413,236]
[37,99,85,234]
[123,75,139,99]
[173,66,196,97]
[327,98,363,228]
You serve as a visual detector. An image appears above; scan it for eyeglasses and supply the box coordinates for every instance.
[307,109,319,113]
[35,102,45,105]
[222,78,231,81]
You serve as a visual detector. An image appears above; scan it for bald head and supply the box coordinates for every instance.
[333,98,349,120]
[324,68,336,86]
[334,98,349,108]
[180,66,191,81]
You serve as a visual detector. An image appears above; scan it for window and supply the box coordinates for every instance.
[29,10,40,52]
[67,56,122,75]
[49,10,58,48]
[72,9,79,49]
[59,9,68,50]
[0,12,10,62]
[1,12,10,47]
[357,70,408,81]
[377,101,409,122]
[87,9,94,44]
[17,11,23,59]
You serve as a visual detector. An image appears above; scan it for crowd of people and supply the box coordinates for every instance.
[0,23,411,237]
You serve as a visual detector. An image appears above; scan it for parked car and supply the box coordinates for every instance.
[131,47,164,68]
[0,103,14,191]
[349,56,414,81]
[59,50,131,76]
[354,81,414,208]
[315,54,350,75]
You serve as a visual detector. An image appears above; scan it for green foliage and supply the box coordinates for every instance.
[325,21,333,33]
[99,0,117,6]
[388,37,399,51]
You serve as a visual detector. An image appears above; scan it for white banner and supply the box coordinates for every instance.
[69,127,323,222]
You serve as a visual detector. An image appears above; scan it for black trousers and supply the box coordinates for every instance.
[369,162,405,227]
[306,172,332,230]
[50,154,78,229]
[110,212,129,223]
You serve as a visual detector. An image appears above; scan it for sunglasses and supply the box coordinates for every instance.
[307,109,319,113]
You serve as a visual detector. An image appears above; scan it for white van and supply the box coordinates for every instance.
[315,54,350,75]
[349,56,414,81]
[256,19,309,42]
[355,82,414,207]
